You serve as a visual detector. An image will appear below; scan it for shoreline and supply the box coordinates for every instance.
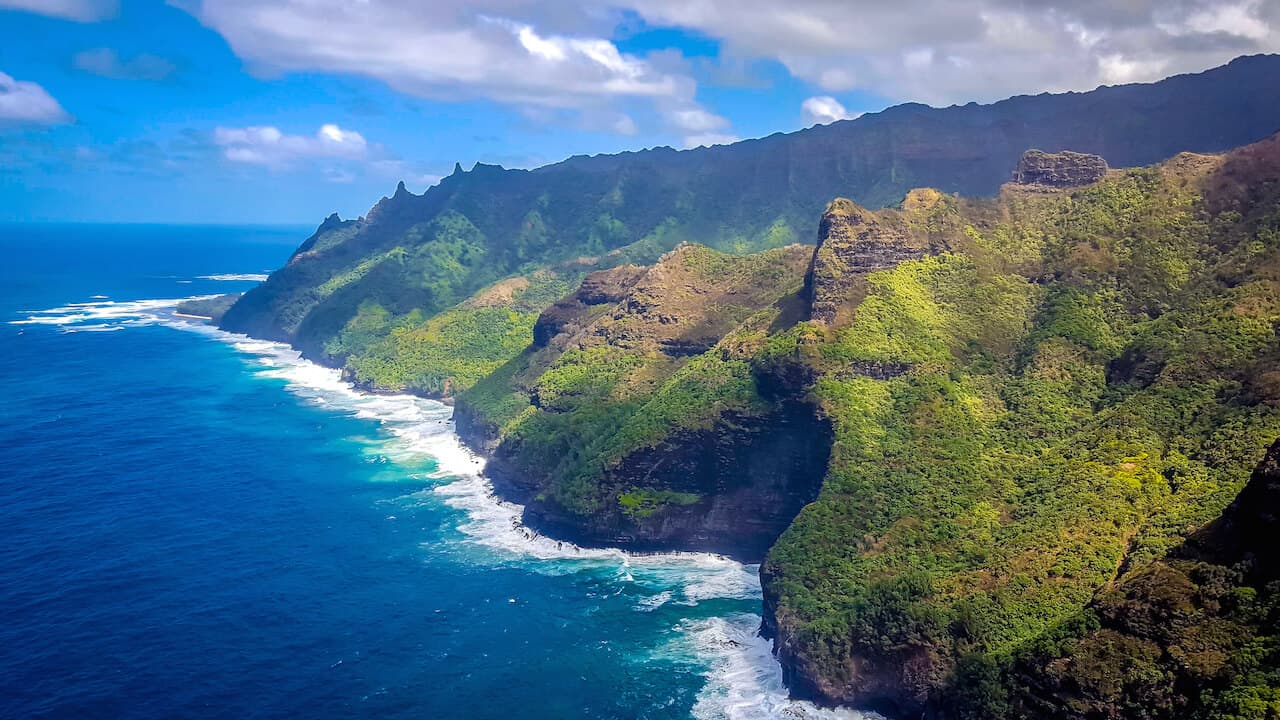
[12,293,879,720]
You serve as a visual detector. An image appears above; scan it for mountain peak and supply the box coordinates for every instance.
[806,199,930,324]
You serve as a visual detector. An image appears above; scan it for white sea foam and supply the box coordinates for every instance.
[62,323,125,333]
[674,615,884,720]
[199,273,270,282]
[14,293,863,720]
[9,297,219,327]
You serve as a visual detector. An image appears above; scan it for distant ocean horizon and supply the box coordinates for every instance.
[0,224,874,720]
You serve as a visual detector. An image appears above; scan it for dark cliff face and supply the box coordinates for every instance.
[804,198,931,324]
[486,405,832,561]
[1012,149,1109,188]
[1194,438,1280,581]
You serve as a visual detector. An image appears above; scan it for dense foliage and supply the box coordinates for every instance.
[325,272,575,396]
[461,243,811,515]
[760,143,1280,717]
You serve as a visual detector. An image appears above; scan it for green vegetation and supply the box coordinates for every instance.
[335,304,539,395]
[460,243,812,516]
[617,488,701,518]
[218,74,1280,716]
[761,143,1280,717]
[175,293,240,323]
[223,55,1280,372]
[323,270,575,396]
[453,142,1280,719]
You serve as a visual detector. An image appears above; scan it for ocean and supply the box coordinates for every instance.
[0,224,874,719]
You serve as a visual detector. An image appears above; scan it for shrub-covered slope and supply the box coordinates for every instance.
[220,55,1280,396]
[1002,438,1280,720]
[454,243,831,558]
[757,138,1280,717]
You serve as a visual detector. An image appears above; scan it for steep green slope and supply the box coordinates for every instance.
[221,55,1280,395]
[329,269,578,396]
[1002,437,1280,720]
[455,243,831,558]
[756,139,1280,717]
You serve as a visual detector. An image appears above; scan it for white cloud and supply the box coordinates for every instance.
[370,160,444,188]
[625,0,1280,104]
[682,132,740,149]
[666,107,729,133]
[613,114,639,135]
[0,71,72,126]
[1183,1,1270,40]
[174,0,1280,142]
[662,105,733,147]
[213,123,368,168]
[0,0,115,21]
[1097,54,1169,85]
[74,48,177,81]
[178,1,722,139]
[801,96,860,126]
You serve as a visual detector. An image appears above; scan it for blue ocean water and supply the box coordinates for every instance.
[0,225,870,720]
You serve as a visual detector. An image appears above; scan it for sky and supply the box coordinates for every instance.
[2,0,1278,224]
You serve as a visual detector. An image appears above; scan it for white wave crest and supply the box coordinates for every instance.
[675,615,883,720]
[199,273,270,282]
[9,297,213,327]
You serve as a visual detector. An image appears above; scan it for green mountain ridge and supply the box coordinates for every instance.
[221,54,1280,390]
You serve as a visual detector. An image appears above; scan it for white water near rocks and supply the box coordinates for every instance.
[11,294,881,720]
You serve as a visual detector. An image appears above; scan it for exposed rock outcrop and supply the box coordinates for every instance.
[531,265,646,347]
[804,198,930,324]
[454,242,818,561]
[1012,149,1108,188]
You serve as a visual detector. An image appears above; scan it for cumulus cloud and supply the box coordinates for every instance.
[666,107,729,133]
[74,48,177,81]
[0,71,72,126]
[801,96,861,126]
[0,0,115,21]
[663,105,735,146]
[626,0,1280,104]
[178,1,716,133]
[213,123,369,168]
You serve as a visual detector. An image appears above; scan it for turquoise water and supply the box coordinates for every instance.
[0,224,871,720]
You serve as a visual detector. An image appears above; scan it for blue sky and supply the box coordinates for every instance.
[2,0,1276,224]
